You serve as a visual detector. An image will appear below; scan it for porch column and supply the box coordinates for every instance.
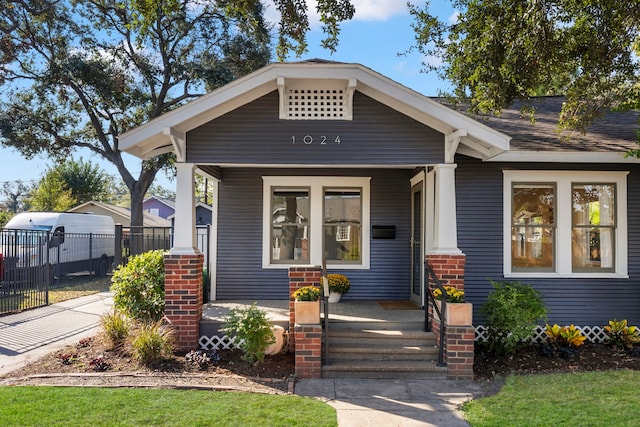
[165,162,202,351]
[432,163,461,255]
[172,162,199,255]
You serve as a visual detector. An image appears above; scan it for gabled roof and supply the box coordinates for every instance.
[445,96,640,163]
[143,196,175,210]
[68,201,171,227]
[119,60,511,162]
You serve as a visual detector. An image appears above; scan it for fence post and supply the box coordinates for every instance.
[114,224,122,269]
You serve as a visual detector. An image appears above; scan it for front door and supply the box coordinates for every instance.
[410,182,423,305]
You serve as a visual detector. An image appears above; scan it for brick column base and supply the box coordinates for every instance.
[288,266,322,351]
[294,325,322,379]
[444,326,475,380]
[426,253,474,379]
[164,253,204,352]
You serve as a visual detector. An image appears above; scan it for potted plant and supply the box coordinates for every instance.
[432,285,472,326]
[291,286,321,324]
[326,273,350,303]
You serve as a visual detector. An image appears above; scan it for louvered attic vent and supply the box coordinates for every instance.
[278,77,356,121]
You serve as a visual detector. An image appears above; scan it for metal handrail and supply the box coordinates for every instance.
[425,261,447,367]
[321,261,330,366]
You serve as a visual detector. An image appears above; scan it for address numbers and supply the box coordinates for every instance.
[291,135,341,145]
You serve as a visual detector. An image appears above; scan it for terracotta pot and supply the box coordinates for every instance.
[294,300,320,325]
[435,301,473,326]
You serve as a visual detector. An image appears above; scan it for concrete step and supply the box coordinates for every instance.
[322,360,447,379]
[329,320,427,331]
[328,343,439,362]
[328,328,437,347]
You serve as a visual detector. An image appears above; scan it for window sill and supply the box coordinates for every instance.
[504,272,629,280]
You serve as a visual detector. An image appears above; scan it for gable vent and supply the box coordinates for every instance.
[278,78,356,121]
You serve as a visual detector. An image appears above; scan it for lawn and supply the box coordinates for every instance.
[0,387,337,427]
[48,275,111,303]
[463,370,640,427]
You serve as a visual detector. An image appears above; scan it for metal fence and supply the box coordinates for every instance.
[0,225,211,315]
[0,228,115,314]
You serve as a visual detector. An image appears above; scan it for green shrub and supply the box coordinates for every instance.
[130,320,175,366]
[481,280,547,354]
[604,319,640,349]
[220,303,275,365]
[111,250,165,322]
[101,311,130,348]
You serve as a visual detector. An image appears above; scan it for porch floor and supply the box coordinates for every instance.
[202,300,426,324]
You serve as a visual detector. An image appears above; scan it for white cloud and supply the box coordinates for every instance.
[263,0,408,29]
[447,10,459,25]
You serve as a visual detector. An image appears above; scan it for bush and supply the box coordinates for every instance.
[604,319,640,350]
[481,280,547,354]
[111,250,165,322]
[220,303,275,365]
[130,320,175,366]
[101,311,131,348]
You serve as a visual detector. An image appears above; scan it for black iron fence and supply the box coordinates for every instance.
[0,225,211,315]
[0,228,115,314]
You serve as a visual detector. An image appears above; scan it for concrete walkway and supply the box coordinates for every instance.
[295,378,488,427]
[0,292,113,375]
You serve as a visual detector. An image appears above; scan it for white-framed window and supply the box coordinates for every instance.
[503,171,628,278]
[263,176,370,269]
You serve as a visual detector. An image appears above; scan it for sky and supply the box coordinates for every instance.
[0,0,456,192]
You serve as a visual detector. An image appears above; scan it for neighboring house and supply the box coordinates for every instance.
[69,201,170,227]
[119,59,640,329]
[142,196,175,220]
[167,202,212,227]
[0,203,7,212]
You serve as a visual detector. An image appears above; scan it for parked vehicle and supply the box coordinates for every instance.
[1,212,115,278]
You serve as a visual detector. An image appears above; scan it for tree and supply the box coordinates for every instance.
[1,180,31,213]
[27,159,110,211]
[408,1,640,134]
[0,0,271,226]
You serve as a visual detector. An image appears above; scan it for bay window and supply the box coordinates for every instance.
[504,171,627,277]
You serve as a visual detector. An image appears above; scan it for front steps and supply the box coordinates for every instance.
[322,321,447,379]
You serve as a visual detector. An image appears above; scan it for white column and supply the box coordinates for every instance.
[432,163,462,254]
[171,162,200,255]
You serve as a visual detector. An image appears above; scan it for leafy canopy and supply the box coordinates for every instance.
[409,1,640,134]
[0,0,271,225]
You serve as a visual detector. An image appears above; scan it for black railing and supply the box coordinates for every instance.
[425,261,447,367]
[321,261,330,366]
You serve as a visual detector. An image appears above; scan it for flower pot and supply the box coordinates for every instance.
[265,325,285,355]
[294,300,320,325]
[435,301,473,326]
[328,291,342,303]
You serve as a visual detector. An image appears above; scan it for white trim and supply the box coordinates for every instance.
[432,164,462,254]
[489,151,638,163]
[209,179,219,301]
[171,163,201,255]
[503,170,628,278]
[262,176,371,269]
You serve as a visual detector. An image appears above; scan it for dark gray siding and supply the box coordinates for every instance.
[215,168,412,300]
[187,92,445,166]
[456,156,640,325]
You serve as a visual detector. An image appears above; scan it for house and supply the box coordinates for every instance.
[142,196,175,219]
[69,201,171,227]
[119,60,640,377]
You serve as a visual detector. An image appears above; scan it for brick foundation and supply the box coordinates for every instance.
[289,266,322,378]
[164,253,204,352]
[426,253,474,379]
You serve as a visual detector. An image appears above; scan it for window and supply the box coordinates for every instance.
[263,177,370,269]
[503,171,627,278]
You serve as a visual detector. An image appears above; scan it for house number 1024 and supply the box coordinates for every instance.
[291,135,341,145]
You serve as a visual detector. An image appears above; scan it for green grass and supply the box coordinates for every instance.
[463,370,640,427]
[0,387,337,426]
[49,275,111,303]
